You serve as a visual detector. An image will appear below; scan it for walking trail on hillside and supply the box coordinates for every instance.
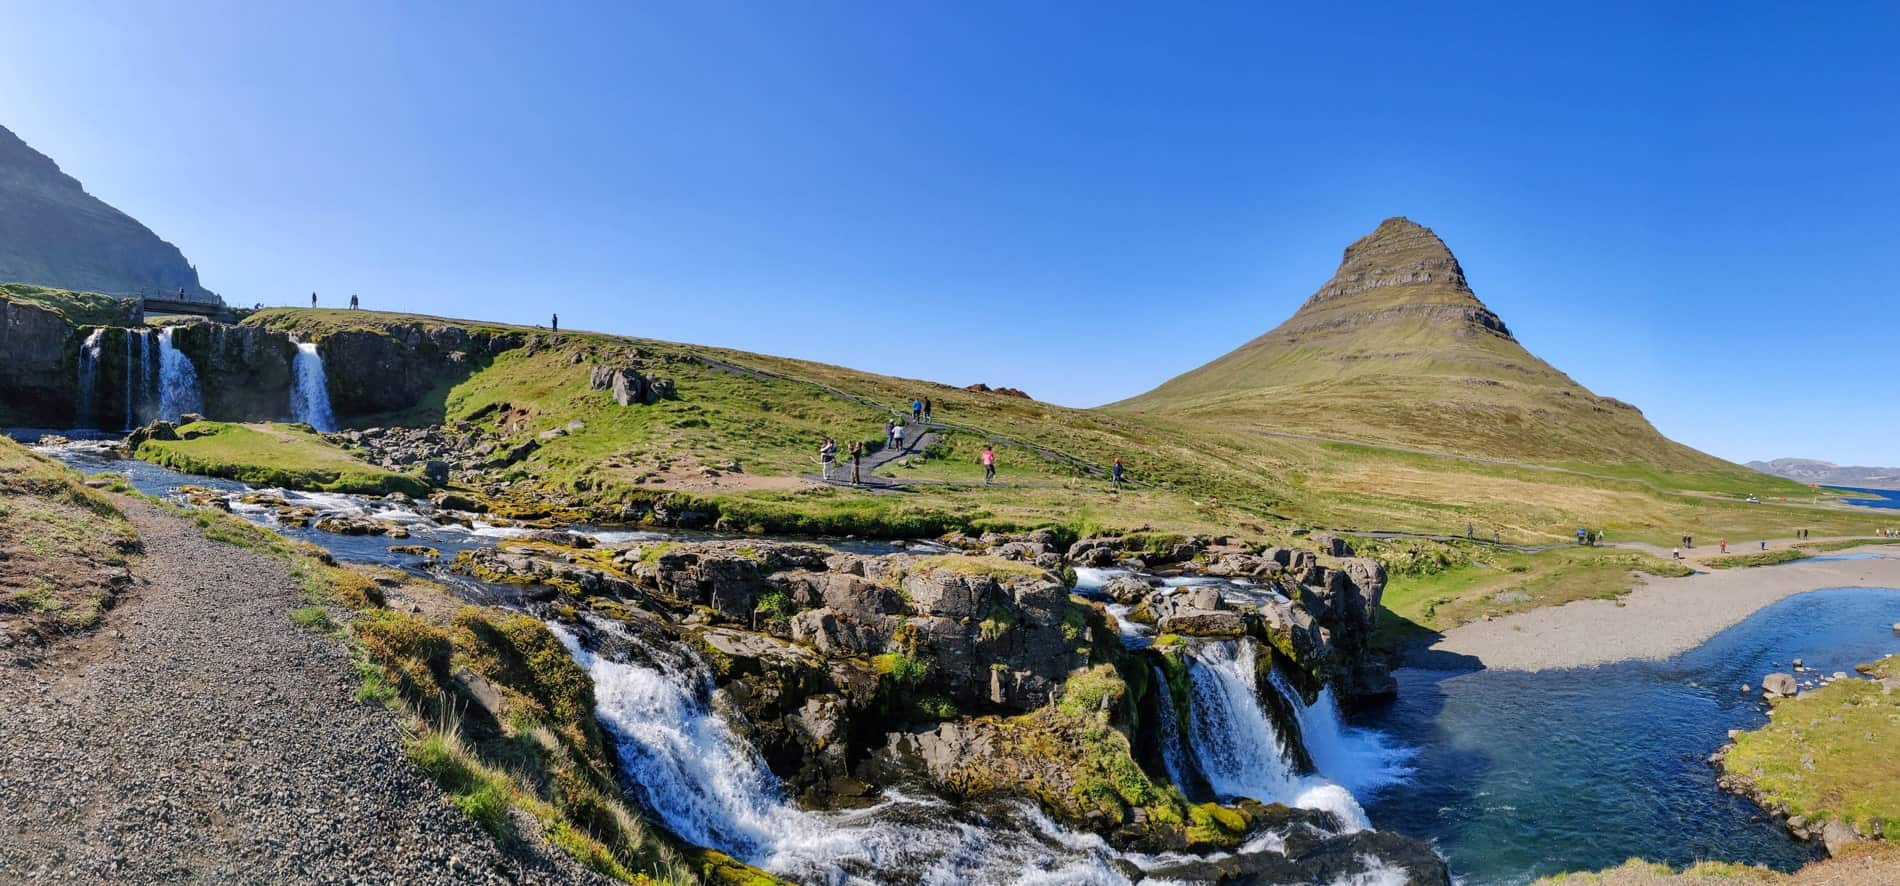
[0,500,602,884]
[1416,544,1900,672]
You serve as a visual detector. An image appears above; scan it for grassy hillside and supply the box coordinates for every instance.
[0,436,140,648]
[234,308,1884,548]
[1,282,142,327]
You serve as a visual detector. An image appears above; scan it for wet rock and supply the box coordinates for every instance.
[1101,575,1151,604]
[1761,672,1798,698]
[1067,538,1119,567]
[901,570,996,619]
[1157,609,1246,637]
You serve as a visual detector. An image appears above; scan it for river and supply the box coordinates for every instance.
[19,432,1900,885]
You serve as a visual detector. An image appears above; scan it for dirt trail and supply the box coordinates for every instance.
[0,499,599,883]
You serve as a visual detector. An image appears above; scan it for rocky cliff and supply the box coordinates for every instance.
[168,322,297,421]
[0,298,76,425]
[0,125,216,303]
[248,315,524,419]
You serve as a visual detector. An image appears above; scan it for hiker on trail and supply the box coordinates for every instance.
[1672,547,1682,560]
[912,399,923,423]
[1719,539,1728,553]
[552,313,559,332]
[1112,457,1125,491]
[849,440,863,485]
[884,420,895,449]
[1467,523,1474,539]
[981,445,996,485]
[893,422,906,452]
[311,291,318,308]
[350,293,359,310]
[1577,528,1587,545]
[923,398,933,423]
[1493,530,1500,544]
[819,437,836,481]
[1760,540,1768,551]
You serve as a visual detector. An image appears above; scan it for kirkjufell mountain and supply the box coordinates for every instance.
[1110,217,1733,470]
[0,124,216,303]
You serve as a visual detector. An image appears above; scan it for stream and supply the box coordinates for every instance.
[19,431,1900,885]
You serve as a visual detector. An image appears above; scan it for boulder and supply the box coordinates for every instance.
[1311,532,1355,558]
[1158,610,1247,637]
[900,569,996,619]
[1101,575,1151,604]
[1761,672,1798,698]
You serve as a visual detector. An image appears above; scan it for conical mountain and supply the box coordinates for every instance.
[1110,217,1726,469]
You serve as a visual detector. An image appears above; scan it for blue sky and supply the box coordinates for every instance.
[3,2,1896,465]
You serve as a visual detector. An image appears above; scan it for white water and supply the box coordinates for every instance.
[1183,640,1370,831]
[1270,673,1415,798]
[1150,666,1191,789]
[289,339,337,432]
[155,328,203,422]
[77,329,104,428]
[553,619,1140,884]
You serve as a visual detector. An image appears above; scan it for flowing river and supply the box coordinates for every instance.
[18,432,1900,885]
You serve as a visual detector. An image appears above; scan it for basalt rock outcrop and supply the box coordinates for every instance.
[0,297,76,425]
[588,363,676,406]
[167,322,297,420]
[253,320,524,418]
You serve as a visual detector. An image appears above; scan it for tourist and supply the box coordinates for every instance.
[912,398,923,423]
[1576,528,1587,545]
[923,398,933,424]
[310,291,317,308]
[1112,456,1125,491]
[893,422,906,452]
[349,293,359,309]
[849,440,863,485]
[1467,522,1474,538]
[1672,547,1682,560]
[1760,540,1768,551]
[552,313,559,332]
[1493,530,1500,544]
[981,445,996,485]
[884,420,895,449]
[1719,539,1727,553]
[819,437,836,481]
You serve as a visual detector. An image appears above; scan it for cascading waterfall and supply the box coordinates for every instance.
[1268,671,1414,798]
[77,329,105,429]
[551,619,1133,884]
[155,327,203,422]
[1183,639,1370,831]
[289,339,337,432]
[1150,666,1191,789]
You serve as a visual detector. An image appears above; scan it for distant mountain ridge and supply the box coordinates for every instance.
[1747,458,1900,491]
[1107,217,1733,472]
[0,124,216,303]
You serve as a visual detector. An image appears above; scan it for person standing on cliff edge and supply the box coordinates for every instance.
[552,313,559,332]
[311,292,317,308]
[350,293,359,310]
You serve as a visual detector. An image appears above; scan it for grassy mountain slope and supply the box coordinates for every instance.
[241,308,1879,548]
[1108,217,1742,475]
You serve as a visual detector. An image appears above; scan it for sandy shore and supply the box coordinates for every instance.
[1415,546,1900,672]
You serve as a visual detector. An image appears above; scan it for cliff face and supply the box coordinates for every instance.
[0,298,76,425]
[266,321,524,419]
[169,323,297,421]
[0,125,217,303]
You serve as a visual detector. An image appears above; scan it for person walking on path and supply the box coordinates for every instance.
[1577,528,1587,545]
[1719,539,1728,554]
[1760,540,1768,551]
[1111,457,1125,491]
[819,437,836,481]
[849,440,862,485]
[923,398,933,424]
[350,293,359,310]
[884,420,896,450]
[892,422,906,453]
[552,313,559,332]
[981,445,996,485]
[911,399,923,423]
[311,291,318,308]
[1493,530,1500,545]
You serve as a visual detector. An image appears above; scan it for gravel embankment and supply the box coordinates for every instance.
[1418,548,1900,671]
[0,500,606,883]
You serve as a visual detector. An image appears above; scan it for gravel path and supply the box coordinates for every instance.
[1416,546,1900,672]
[0,499,604,884]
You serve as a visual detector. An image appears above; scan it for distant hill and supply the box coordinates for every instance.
[1747,458,1900,491]
[0,124,216,304]
[1106,217,1736,473]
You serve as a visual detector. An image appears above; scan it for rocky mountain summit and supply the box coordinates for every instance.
[0,125,215,302]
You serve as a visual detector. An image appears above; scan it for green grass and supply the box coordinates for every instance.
[1722,654,1900,835]
[0,436,141,644]
[1372,541,1695,644]
[1704,549,1809,569]
[135,421,430,496]
[1,283,142,327]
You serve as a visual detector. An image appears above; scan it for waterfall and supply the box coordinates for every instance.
[1182,640,1370,831]
[289,339,337,432]
[1268,672,1415,798]
[551,619,1133,884]
[77,329,104,429]
[124,331,139,430]
[155,328,203,422]
[1150,666,1191,789]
